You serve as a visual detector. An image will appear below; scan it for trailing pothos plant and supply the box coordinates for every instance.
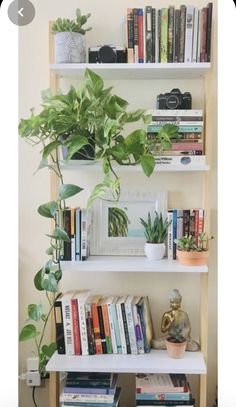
[18,68,179,375]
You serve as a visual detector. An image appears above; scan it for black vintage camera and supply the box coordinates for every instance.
[88,45,127,63]
[156,88,192,109]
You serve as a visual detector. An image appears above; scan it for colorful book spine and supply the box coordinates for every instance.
[137,296,153,353]
[97,300,107,354]
[179,5,186,62]
[127,8,134,63]
[133,8,139,63]
[206,2,213,62]
[116,296,127,354]
[137,8,144,63]
[85,302,96,355]
[76,291,90,356]
[110,297,122,354]
[132,296,145,354]
[167,210,173,260]
[172,209,178,260]
[91,295,103,354]
[183,209,190,236]
[148,125,203,133]
[174,9,180,62]
[54,296,65,354]
[71,298,81,355]
[168,6,175,62]
[101,301,113,354]
[192,7,199,63]
[184,5,194,63]
[125,295,138,354]
[136,392,191,401]
[200,7,208,62]
[151,7,156,62]
[121,302,131,354]
[160,8,168,63]
[145,6,152,63]
[106,296,118,354]
[62,293,74,355]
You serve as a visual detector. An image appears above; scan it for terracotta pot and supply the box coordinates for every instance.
[176,249,209,266]
[144,243,166,260]
[165,339,187,359]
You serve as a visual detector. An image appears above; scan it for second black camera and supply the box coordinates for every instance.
[88,45,127,63]
[156,88,192,109]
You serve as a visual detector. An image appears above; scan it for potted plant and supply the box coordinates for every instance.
[19,68,179,206]
[165,332,187,359]
[52,8,92,63]
[175,232,213,266]
[140,211,171,260]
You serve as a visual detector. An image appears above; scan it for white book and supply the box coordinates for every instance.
[74,289,91,355]
[61,290,75,355]
[125,295,138,354]
[131,295,145,354]
[116,296,128,354]
[147,109,203,117]
[197,9,202,62]
[155,155,206,165]
[109,296,122,354]
[167,211,173,260]
[80,208,87,261]
[184,5,194,63]
[192,8,199,63]
[106,295,118,354]
[177,209,184,240]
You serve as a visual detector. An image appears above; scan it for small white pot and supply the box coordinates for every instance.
[55,32,86,63]
[144,242,166,260]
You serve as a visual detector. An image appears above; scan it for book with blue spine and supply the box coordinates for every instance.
[61,386,121,406]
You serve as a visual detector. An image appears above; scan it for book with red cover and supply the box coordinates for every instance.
[71,297,81,355]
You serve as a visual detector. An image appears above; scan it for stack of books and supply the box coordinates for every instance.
[60,372,121,407]
[126,3,213,63]
[135,373,195,406]
[167,208,204,260]
[147,109,204,159]
[54,291,154,356]
[56,208,89,261]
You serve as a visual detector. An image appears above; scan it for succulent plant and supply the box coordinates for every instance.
[140,211,171,244]
[52,8,92,35]
[175,232,213,252]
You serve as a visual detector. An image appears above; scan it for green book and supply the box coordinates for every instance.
[160,8,168,63]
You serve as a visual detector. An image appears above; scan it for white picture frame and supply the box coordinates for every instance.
[90,190,168,256]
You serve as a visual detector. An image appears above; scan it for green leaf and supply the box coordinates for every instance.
[46,227,70,242]
[42,141,62,159]
[65,135,89,160]
[41,342,57,357]
[38,201,58,218]
[85,68,104,94]
[34,269,44,291]
[41,272,58,292]
[140,154,155,177]
[44,259,53,274]
[19,324,40,342]
[28,304,43,321]
[55,269,62,282]
[46,247,53,255]
[58,184,83,200]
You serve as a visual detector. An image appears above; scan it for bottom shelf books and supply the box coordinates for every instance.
[60,372,121,406]
[135,373,195,406]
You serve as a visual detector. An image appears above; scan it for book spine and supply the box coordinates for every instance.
[151,8,156,62]
[184,5,194,63]
[121,302,131,354]
[91,301,103,354]
[174,9,180,62]
[110,303,122,354]
[125,300,138,354]
[189,209,196,238]
[54,299,65,354]
[116,301,127,354]
[127,8,134,63]
[137,8,144,63]
[157,9,161,63]
[137,302,149,353]
[62,297,74,355]
[183,209,190,236]
[136,399,194,405]
[194,209,199,245]
[172,209,177,260]
[197,208,204,244]
[60,393,114,403]
[148,109,203,117]
[97,304,107,354]
[179,5,186,62]
[71,298,81,355]
[81,209,87,261]
[70,208,75,261]
[107,302,118,354]
[206,2,213,62]
[132,302,145,354]
[136,392,191,401]
[160,8,168,63]
[145,6,152,63]
[200,7,208,62]
[167,210,173,260]
[133,8,139,63]
[155,155,206,165]
[170,142,203,152]
[177,209,184,241]
[192,8,199,63]
[197,9,202,62]
[168,6,175,62]
[75,208,81,261]
[63,386,115,395]
[78,300,89,356]
[101,303,113,354]
[148,125,203,133]
[85,302,96,355]
[63,209,71,261]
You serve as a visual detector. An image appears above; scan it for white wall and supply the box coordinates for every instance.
[19,1,217,406]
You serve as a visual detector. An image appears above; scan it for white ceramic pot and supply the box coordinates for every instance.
[55,32,86,63]
[144,242,165,260]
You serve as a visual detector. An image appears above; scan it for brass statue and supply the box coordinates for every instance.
[152,289,199,351]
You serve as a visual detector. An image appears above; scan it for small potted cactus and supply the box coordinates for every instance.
[140,211,171,260]
[175,232,213,266]
[52,8,92,63]
[165,332,187,359]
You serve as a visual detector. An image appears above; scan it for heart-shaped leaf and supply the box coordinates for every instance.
[19,324,40,342]
[38,201,57,218]
[58,184,83,200]
[46,227,70,242]
[28,304,43,322]
[140,154,155,177]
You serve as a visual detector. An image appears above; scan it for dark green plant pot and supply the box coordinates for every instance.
[61,133,95,160]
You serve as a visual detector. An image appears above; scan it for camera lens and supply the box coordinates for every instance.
[166,94,180,109]
[98,45,117,63]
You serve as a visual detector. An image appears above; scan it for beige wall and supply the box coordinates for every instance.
[19,0,217,406]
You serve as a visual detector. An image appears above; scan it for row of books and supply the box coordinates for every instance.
[55,290,154,356]
[167,208,204,260]
[57,208,89,261]
[60,372,121,406]
[126,3,213,64]
[147,109,204,156]
[135,373,195,406]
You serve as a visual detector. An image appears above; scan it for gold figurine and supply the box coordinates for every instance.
[152,289,199,351]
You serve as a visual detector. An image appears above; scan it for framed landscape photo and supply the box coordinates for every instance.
[90,190,168,256]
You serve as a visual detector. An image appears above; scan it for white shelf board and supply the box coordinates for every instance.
[61,256,208,273]
[46,350,206,374]
[50,63,211,80]
[60,160,209,172]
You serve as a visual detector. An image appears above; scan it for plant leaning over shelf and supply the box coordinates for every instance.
[140,211,171,260]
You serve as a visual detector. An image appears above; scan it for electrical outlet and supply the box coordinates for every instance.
[26,371,41,387]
